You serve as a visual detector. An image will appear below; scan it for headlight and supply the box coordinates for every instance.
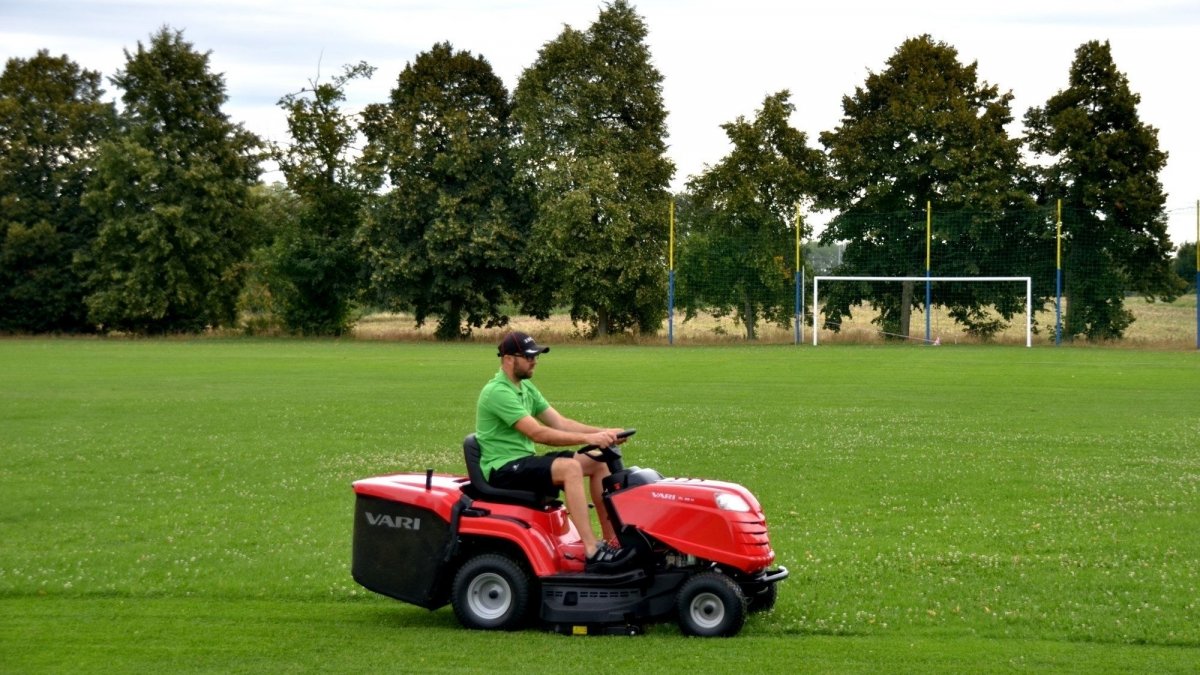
[715,492,751,512]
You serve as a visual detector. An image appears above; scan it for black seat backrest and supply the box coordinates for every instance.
[462,434,556,508]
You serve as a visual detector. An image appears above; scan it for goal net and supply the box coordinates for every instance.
[811,276,1032,347]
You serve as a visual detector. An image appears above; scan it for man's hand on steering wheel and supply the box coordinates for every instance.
[582,429,617,450]
[578,428,636,456]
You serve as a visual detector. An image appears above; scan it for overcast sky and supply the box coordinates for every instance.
[3,0,1197,245]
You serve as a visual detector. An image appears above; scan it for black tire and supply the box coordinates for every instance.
[451,554,533,631]
[746,581,778,613]
[676,571,747,637]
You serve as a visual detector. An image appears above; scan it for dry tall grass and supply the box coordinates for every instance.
[352,294,1198,349]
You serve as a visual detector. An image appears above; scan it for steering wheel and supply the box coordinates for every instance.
[577,428,636,455]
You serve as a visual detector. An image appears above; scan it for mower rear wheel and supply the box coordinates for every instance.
[676,572,746,637]
[451,554,532,631]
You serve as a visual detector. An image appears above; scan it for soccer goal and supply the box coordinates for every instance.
[811,276,1032,347]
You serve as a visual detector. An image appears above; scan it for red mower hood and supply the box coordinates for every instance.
[609,477,775,574]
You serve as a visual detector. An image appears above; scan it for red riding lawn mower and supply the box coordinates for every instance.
[351,430,787,637]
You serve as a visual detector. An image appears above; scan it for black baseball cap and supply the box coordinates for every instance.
[498,331,550,358]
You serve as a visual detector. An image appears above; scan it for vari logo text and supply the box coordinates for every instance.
[365,512,421,530]
[652,491,695,503]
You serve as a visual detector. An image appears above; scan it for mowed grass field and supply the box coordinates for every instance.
[1,339,1198,672]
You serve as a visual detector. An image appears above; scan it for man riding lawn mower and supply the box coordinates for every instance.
[350,333,787,636]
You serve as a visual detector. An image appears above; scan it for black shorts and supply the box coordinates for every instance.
[489,450,575,496]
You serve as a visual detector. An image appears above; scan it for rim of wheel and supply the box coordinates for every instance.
[688,591,726,629]
[467,572,511,620]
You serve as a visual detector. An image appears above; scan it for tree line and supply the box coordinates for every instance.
[0,1,1189,340]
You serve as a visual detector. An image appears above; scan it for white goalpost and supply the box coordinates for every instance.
[811,276,1033,347]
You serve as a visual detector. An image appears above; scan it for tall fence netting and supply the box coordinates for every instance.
[666,205,1196,346]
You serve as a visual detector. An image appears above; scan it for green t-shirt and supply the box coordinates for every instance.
[476,369,550,479]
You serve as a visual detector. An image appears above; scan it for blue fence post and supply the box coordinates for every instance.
[1056,200,1063,346]
[925,202,932,344]
[668,269,675,346]
[925,270,932,344]
[1056,269,1063,346]
[668,200,675,345]
[794,271,801,345]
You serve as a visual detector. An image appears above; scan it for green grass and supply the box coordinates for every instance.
[1,339,1198,672]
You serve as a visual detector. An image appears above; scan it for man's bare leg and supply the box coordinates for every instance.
[552,458,599,556]
[575,453,617,541]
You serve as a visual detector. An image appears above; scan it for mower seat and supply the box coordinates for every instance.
[462,434,559,509]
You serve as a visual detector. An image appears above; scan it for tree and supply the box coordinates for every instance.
[237,182,298,333]
[0,51,115,332]
[1172,242,1196,292]
[678,91,824,339]
[357,43,520,340]
[272,61,374,335]
[81,27,261,333]
[818,35,1045,339]
[512,0,673,336]
[1025,40,1183,340]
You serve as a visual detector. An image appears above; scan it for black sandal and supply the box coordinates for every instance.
[585,541,634,571]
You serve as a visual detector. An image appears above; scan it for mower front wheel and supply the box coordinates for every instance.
[451,554,532,631]
[747,580,778,613]
[676,572,746,637]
